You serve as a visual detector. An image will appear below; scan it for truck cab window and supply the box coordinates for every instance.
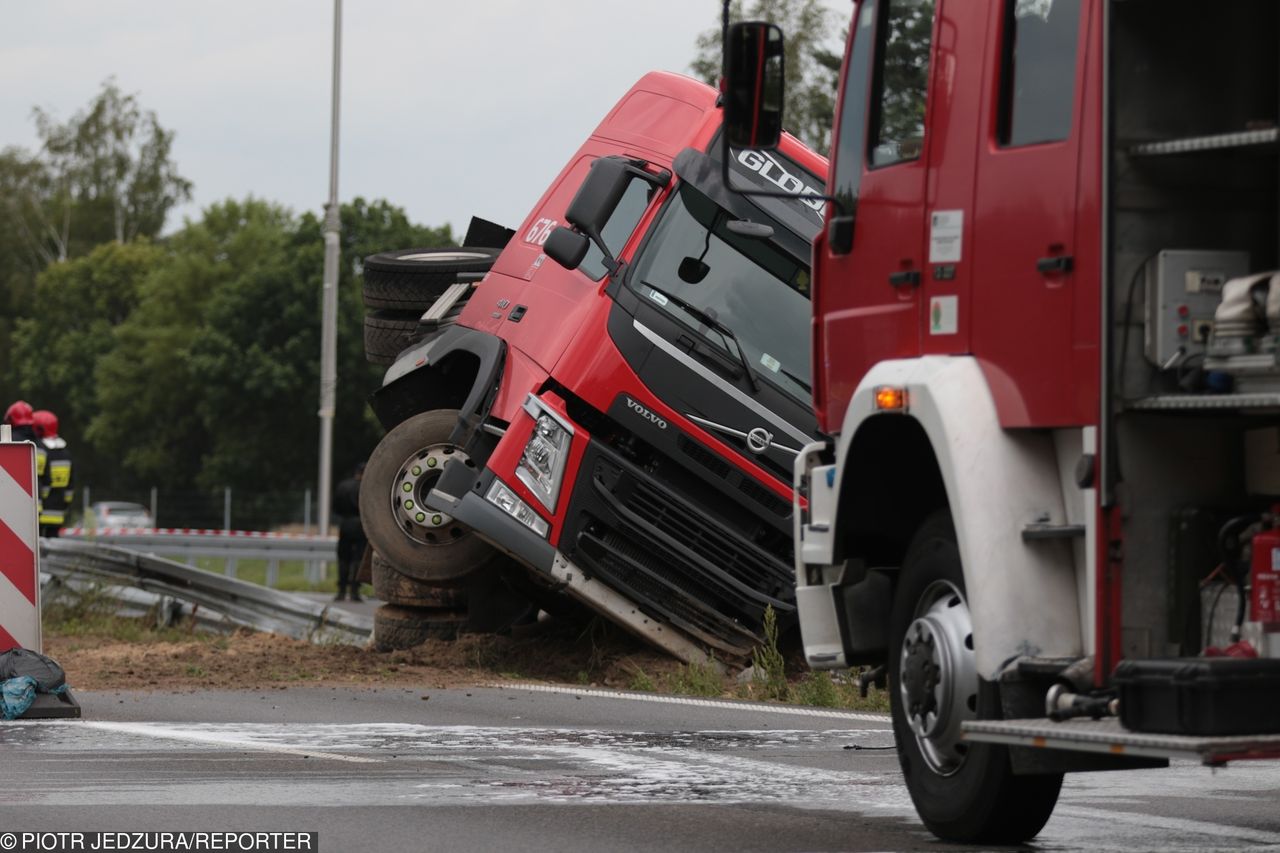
[830,1,878,215]
[998,0,1081,147]
[869,0,936,168]
[580,177,656,281]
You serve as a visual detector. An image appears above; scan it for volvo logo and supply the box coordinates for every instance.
[625,397,667,430]
[746,427,773,455]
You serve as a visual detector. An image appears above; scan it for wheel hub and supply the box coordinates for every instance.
[898,580,978,776]
[391,443,469,546]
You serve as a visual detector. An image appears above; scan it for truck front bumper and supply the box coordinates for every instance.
[426,458,710,663]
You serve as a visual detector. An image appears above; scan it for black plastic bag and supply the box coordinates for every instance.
[0,648,67,693]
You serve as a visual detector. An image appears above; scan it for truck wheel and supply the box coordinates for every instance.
[373,604,466,651]
[360,409,493,587]
[371,551,467,608]
[362,247,499,311]
[890,511,1062,843]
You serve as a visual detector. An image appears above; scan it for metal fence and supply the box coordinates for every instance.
[58,529,337,587]
[40,538,370,645]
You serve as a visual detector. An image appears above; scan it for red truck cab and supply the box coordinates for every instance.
[365,72,829,661]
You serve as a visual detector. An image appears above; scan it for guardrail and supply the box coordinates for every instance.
[40,538,370,645]
[58,528,337,587]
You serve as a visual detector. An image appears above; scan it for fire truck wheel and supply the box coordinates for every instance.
[889,511,1063,843]
[371,551,468,608]
[372,604,466,651]
[362,247,500,312]
[360,409,495,588]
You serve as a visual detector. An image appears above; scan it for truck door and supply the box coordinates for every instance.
[817,0,939,417]
[970,0,1087,426]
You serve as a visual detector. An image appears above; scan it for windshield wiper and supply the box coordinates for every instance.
[641,281,759,393]
[778,365,811,393]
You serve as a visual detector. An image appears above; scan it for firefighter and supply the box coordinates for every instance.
[5,401,46,527]
[333,462,367,602]
[3,400,36,443]
[32,410,71,538]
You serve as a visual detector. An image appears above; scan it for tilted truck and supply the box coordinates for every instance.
[723,0,1280,844]
[360,71,829,660]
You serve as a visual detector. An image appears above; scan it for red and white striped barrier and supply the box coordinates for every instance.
[0,438,40,652]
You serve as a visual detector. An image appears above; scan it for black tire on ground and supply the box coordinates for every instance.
[360,409,493,587]
[371,551,468,608]
[362,247,500,311]
[372,603,467,651]
[889,511,1063,844]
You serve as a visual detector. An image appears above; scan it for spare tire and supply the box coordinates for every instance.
[373,604,466,651]
[362,247,500,311]
[371,551,468,608]
[364,311,419,365]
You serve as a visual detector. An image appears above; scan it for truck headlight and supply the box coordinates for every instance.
[485,480,549,538]
[515,396,573,512]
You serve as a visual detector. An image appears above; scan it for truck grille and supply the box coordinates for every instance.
[562,440,795,656]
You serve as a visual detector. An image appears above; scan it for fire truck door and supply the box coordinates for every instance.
[818,0,939,413]
[971,0,1088,427]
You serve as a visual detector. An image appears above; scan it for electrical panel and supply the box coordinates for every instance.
[1144,250,1250,367]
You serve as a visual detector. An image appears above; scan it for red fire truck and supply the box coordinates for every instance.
[724,0,1280,843]
[361,72,828,662]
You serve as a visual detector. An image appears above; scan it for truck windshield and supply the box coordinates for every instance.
[628,182,812,400]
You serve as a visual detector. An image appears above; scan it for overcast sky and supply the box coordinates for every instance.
[1,1,850,241]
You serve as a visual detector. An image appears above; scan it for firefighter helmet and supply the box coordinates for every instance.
[32,409,58,439]
[4,400,33,426]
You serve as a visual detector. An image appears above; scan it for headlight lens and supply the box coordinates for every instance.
[486,480,549,538]
[515,401,573,511]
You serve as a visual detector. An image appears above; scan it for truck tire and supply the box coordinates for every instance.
[371,551,467,608]
[364,311,419,365]
[373,603,466,651]
[890,511,1062,843]
[360,409,494,588]
[362,247,499,311]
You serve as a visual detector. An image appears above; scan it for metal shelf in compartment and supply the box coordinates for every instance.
[1125,393,1280,412]
[1129,128,1278,157]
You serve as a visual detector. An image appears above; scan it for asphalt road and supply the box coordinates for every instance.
[2,685,1279,852]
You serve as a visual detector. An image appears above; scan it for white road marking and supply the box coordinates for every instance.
[79,721,383,764]
[1055,806,1280,846]
[493,683,892,723]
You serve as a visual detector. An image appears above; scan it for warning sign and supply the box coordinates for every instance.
[929,210,964,264]
[930,296,958,336]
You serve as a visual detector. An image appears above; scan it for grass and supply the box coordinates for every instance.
[42,582,230,646]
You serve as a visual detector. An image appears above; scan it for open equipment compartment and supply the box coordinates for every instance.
[1106,0,1280,673]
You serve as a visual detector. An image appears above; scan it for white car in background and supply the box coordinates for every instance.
[90,501,153,530]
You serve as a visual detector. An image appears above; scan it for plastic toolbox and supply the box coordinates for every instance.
[1114,658,1280,735]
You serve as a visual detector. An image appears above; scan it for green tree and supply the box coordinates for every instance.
[0,80,191,405]
[10,240,162,485]
[691,0,843,153]
[88,198,295,493]
[81,196,452,522]
[30,78,193,257]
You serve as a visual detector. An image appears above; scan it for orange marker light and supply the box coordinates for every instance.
[874,386,908,412]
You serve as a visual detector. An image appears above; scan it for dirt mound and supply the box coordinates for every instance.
[46,618,683,692]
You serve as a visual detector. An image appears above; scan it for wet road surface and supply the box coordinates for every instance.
[2,685,1279,851]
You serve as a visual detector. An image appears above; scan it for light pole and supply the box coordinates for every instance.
[317,0,342,537]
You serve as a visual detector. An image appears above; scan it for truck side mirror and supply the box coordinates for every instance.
[563,156,670,274]
[723,21,785,150]
[545,226,590,271]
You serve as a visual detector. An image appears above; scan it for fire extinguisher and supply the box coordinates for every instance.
[1252,519,1280,628]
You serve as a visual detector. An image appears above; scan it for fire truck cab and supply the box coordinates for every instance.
[727,0,1280,843]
